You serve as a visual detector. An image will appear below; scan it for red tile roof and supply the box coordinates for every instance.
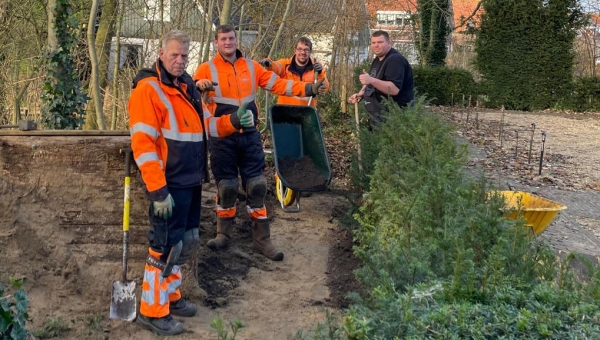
[365,0,483,30]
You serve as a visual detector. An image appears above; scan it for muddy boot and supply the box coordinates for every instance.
[252,219,284,261]
[206,217,234,251]
[169,298,197,317]
[137,314,184,336]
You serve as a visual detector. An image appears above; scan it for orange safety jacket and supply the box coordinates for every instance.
[193,49,313,131]
[129,60,239,201]
[268,56,330,107]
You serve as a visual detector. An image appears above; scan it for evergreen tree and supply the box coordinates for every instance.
[417,0,450,66]
[474,0,584,110]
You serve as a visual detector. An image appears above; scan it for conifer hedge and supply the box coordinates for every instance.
[474,0,585,111]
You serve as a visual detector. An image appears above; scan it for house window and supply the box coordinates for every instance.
[145,0,171,22]
[377,11,411,28]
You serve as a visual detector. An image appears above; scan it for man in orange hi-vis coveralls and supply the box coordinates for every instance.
[128,29,254,336]
[194,25,326,261]
[259,36,330,108]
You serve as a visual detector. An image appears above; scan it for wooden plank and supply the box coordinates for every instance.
[0,130,130,136]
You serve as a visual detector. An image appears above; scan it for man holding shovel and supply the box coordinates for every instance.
[194,25,326,261]
[128,29,248,336]
[259,36,330,108]
[349,30,414,129]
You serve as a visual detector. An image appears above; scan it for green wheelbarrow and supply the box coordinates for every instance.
[269,105,332,212]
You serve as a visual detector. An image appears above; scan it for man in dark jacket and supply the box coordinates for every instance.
[349,30,414,129]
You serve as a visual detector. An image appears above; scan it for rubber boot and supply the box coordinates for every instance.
[252,219,284,261]
[206,217,233,250]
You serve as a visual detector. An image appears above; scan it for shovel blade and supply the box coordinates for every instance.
[109,280,137,322]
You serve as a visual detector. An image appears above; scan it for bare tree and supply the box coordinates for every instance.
[87,0,106,130]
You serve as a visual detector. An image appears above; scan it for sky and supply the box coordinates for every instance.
[580,0,598,12]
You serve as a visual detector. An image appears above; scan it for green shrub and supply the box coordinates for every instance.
[341,102,600,339]
[0,278,29,340]
[413,66,478,106]
[560,77,600,112]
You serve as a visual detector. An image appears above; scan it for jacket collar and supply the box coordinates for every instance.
[288,55,314,75]
[215,49,245,65]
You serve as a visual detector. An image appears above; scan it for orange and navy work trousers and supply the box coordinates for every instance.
[140,185,201,318]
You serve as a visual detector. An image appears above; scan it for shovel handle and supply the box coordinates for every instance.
[354,102,363,172]
[122,148,132,232]
[307,71,320,107]
[120,148,133,281]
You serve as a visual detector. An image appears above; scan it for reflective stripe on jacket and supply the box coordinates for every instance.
[270,56,330,107]
[193,50,310,133]
[128,60,237,201]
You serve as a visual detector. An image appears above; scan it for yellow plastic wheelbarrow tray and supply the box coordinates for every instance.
[492,191,567,235]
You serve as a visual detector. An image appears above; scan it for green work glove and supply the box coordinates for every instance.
[311,78,326,96]
[236,102,254,128]
[153,194,175,220]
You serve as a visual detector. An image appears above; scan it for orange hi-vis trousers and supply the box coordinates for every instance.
[140,248,183,318]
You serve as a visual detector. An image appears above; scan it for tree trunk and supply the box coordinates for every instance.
[202,0,215,62]
[47,0,57,51]
[220,0,232,25]
[86,0,106,130]
[238,4,244,49]
[111,0,125,130]
[268,0,293,58]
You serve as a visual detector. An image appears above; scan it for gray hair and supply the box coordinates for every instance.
[162,30,191,49]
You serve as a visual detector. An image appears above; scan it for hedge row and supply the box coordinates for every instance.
[414,66,600,112]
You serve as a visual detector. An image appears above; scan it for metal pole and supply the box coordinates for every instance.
[538,131,546,175]
[528,123,536,164]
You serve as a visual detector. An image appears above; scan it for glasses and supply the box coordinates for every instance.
[295,48,311,54]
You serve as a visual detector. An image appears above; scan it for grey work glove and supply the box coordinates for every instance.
[237,102,254,128]
[311,78,326,96]
[259,59,271,68]
[313,61,323,73]
[153,194,175,220]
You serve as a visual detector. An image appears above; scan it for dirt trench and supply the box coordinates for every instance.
[0,135,360,340]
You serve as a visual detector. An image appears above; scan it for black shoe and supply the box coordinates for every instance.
[137,314,184,336]
[170,298,197,317]
[300,192,312,198]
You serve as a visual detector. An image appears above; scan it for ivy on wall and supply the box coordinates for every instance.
[41,0,88,130]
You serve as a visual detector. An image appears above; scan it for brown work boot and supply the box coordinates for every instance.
[252,219,284,261]
[137,314,184,336]
[207,217,234,250]
[169,298,197,317]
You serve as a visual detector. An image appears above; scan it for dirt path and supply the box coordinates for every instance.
[0,135,355,339]
[443,108,600,261]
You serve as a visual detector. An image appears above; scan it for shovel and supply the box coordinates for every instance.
[354,101,363,172]
[109,147,137,322]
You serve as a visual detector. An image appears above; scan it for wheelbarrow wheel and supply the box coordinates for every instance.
[275,174,298,207]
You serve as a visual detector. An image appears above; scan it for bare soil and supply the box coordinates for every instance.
[0,134,357,340]
[2,107,599,340]
[277,156,328,191]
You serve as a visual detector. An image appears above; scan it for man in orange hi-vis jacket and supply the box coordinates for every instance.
[128,29,253,336]
[259,36,330,108]
[194,25,326,261]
